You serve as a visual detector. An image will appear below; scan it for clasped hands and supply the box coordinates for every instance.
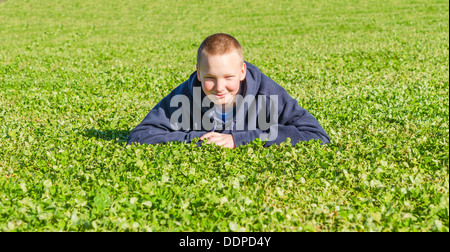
[200,132,236,149]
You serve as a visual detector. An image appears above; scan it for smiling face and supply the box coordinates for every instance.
[196,50,246,110]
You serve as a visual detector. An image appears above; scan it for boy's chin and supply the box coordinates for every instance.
[209,97,229,105]
[213,98,232,105]
[214,100,236,111]
[213,100,226,105]
[206,95,236,108]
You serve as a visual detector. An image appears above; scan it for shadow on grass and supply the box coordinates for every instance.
[82,127,131,144]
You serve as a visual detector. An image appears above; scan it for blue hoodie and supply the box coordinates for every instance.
[127,62,330,147]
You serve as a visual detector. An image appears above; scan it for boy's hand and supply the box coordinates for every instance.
[200,132,236,149]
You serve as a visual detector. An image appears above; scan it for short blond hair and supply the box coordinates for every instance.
[197,33,244,66]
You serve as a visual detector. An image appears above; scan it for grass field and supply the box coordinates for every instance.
[0,0,448,232]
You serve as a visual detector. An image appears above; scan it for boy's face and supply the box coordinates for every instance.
[196,50,246,108]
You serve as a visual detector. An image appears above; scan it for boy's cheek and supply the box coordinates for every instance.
[202,81,214,92]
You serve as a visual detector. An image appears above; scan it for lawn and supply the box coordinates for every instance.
[0,0,448,231]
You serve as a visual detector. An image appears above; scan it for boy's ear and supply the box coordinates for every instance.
[196,65,202,82]
[240,62,247,81]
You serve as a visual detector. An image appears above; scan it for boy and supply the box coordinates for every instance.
[127,33,330,149]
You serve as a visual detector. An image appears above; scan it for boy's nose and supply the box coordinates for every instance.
[215,79,226,92]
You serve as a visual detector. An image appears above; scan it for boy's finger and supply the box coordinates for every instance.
[200,132,218,140]
[205,135,220,143]
[200,132,211,140]
[204,138,219,145]
[213,136,231,145]
[205,135,224,145]
[211,139,233,149]
[202,136,216,143]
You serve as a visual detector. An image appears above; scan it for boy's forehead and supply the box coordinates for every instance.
[198,51,243,71]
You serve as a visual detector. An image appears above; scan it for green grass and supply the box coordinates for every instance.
[0,0,448,231]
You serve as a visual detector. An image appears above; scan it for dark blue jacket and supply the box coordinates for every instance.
[127,62,330,147]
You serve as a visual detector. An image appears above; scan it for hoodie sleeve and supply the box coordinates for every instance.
[126,85,209,146]
[231,84,330,147]
[126,106,208,146]
[232,100,330,147]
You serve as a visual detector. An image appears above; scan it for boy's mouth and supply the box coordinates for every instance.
[215,93,226,98]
